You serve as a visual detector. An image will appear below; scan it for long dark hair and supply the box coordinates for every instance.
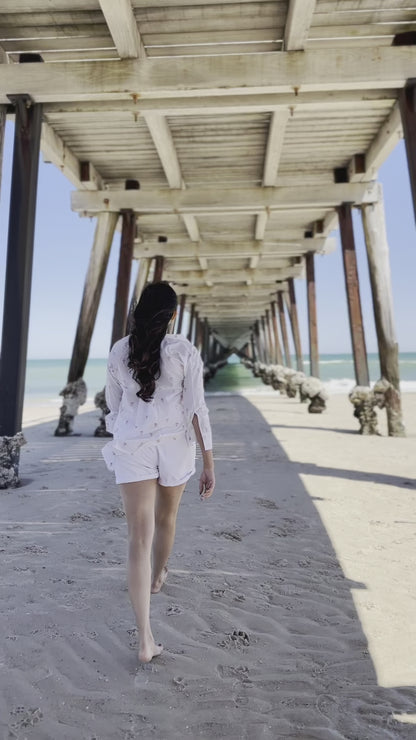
[128,282,178,402]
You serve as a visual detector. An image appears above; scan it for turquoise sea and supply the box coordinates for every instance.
[24,352,416,405]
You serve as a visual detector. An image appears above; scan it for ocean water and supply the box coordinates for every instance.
[23,352,416,406]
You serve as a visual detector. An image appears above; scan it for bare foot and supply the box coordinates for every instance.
[138,641,163,663]
[151,566,168,594]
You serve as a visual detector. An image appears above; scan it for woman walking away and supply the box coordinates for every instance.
[102,282,215,663]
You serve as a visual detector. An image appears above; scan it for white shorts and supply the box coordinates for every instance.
[102,431,196,487]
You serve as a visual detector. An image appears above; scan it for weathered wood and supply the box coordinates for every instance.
[68,212,118,382]
[265,310,274,364]
[306,252,319,378]
[0,105,6,199]
[71,182,379,215]
[110,209,136,347]
[277,292,292,367]
[399,80,416,227]
[285,279,304,372]
[187,302,196,342]
[1,47,415,104]
[153,255,165,283]
[260,316,270,364]
[135,237,332,259]
[284,0,317,51]
[360,188,405,436]
[270,301,284,365]
[337,203,370,387]
[41,121,103,190]
[130,257,151,307]
[203,318,209,364]
[0,97,42,438]
[176,294,186,334]
[98,0,145,59]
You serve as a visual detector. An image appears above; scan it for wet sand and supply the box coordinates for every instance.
[1,393,415,739]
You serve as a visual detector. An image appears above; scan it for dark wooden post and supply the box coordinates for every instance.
[110,209,136,348]
[250,332,257,361]
[203,318,210,364]
[153,255,165,283]
[187,303,196,342]
[277,292,292,367]
[270,301,283,365]
[265,309,274,363]
[284,279,304,372]
[306,252,319,378]
[398,80,416,227]
[176,294,186,334]
[0,96,42,438]
[360,193,405,436]
[337,203,370,387]
[0,104,6,198]
[0,94,42,485]
[260,316,270,363]
[68,213,118,382]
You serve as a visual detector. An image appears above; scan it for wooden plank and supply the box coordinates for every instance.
[263,110,290,186]
[284,0,317,51]
[399,80,416,228]
[71,182,378,215]
[133,238,330,258]
[98,0,145,59]
[0,47,414,104]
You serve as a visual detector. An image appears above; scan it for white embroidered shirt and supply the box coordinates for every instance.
[104,334,212,453]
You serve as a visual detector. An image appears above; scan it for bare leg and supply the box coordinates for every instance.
[151,482,186,593]
[119,479,163,663]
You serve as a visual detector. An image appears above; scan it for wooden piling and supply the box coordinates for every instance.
[0,105,6,199]
[260,316,270,363]
[270,301,283,365]
[110,209,136,348]
[187,303,196,342]
[337,203,370,387]
[277,292,292,367]
[0,96,42,438]
[360,190,405,436]
[306,253,319,378]
[68,212,118,382]
[285,279,304,372]
[153,255,165,283]
[399,80,416,227]
[176,294,186,334]
[265,310,274,364]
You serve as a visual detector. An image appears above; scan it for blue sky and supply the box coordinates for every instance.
[0,120,415,359]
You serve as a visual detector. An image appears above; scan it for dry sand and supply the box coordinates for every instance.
[1,393,415,739]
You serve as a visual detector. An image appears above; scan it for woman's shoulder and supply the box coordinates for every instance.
[162,334,194,355]
[109,336,129,362]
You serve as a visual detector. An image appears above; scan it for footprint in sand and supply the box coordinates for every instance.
[255,497,279,510]
[218,664,252,685]
[70,512,92,522]
[219,630,250,649]
[214,529,242,542]
[211,588,226,599]
[9,707,43,731]
[166,604,183,616]
[110,507,125,518]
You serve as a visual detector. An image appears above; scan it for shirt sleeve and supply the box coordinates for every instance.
[104,351,122,433]
[182,345,213,451]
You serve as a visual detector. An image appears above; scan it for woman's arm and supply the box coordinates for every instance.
[192,414,215,500]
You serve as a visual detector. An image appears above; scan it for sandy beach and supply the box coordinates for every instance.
[1,391,415,739]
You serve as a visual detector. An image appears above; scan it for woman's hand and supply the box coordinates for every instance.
[199,466,215,501]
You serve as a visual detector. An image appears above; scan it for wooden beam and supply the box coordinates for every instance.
[176,293,187,334]
[337,203,370,387]
[153,255,164,283]
[0,47,415,104]
[134,237,333,259]
[72,183,378,216]
[271,301,283,365]
[43,89,397,117]
[364,103,402,178]
[284,0,317,51]
[263,110,290,186]
[41,121,103,190]
[98,0,145,59]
